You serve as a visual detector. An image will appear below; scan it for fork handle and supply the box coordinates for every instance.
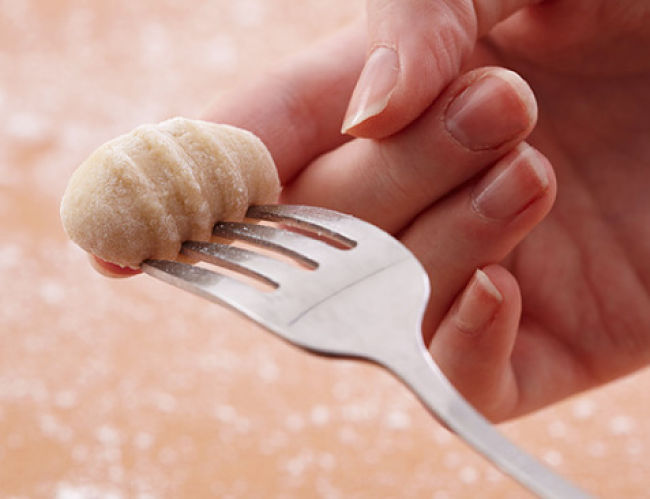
[376,341,592,499]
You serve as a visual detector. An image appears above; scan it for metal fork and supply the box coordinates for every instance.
[142,204,590,498]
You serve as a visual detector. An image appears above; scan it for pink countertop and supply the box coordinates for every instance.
[1,1,649,497]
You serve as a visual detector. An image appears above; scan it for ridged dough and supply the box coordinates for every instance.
[60,117,280,268]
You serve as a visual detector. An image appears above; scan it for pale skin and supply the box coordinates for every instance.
[99,0,650,422]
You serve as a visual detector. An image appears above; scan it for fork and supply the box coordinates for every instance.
[141,204,590,498]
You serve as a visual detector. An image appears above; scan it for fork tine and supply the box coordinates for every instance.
[247,205,359,247]
[181,240,306,288]
[141,259,274,324]
[213,221,336,268]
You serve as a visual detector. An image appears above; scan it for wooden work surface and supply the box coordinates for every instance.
[1,1,649,497]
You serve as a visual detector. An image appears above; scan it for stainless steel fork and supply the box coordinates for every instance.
[142,204,590,498]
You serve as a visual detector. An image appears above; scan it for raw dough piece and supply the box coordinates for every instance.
[60,117,280,268]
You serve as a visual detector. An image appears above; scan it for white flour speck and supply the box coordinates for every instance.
[385,409,411,430]
[571,399,595,420]
[542,449,564,467]
[0,244,21,269]
[258,360,279,382]
[458,465,478,484]
[231,0,266,27]
[310,405,330,426]
[152,392,177,413]
[547,420,567,439]
[55,483,122,499]
[40,280,66,305]
[134,432,155,450]
[5,111,53,144]
[214,404,237,423]
[96,425,121,445]
[609,415,635,435]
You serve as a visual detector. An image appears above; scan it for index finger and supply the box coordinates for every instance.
[202,23,365,184]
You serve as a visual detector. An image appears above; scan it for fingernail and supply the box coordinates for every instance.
[455,269,503,335]
[341,46,399,134]
[89,254,141,278]
[472,145,549,220]
[445,71,534,151]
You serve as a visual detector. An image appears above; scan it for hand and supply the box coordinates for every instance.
[431,0,650,419]
[206,0,650,423]
[205,23,551,420]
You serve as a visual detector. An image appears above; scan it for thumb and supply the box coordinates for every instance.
[342,0,541,137]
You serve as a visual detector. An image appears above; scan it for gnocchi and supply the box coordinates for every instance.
[60,117,280,268]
